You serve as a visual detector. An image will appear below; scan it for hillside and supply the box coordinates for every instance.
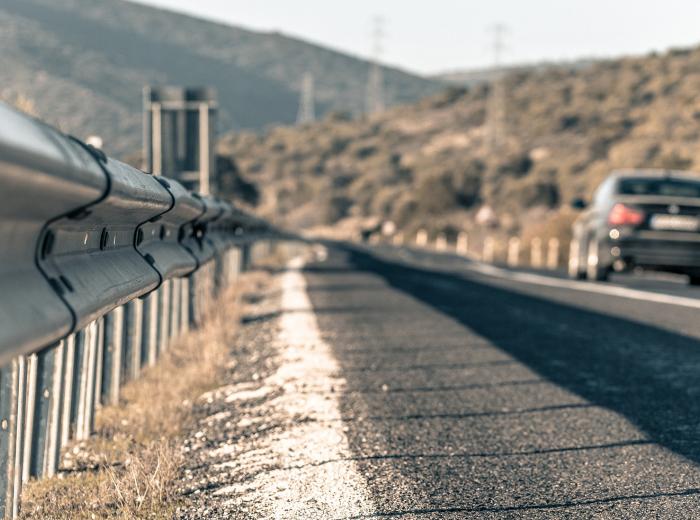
[219,45,700,246]
[435,59,596,86]
[0,0,442,157]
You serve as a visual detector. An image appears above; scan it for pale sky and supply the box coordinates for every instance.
[133,0,700,75]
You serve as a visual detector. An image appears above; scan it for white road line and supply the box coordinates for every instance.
[466,261,700,309]
[214,255,375,518]
[272,255,375,517]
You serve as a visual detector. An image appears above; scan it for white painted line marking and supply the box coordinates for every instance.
[466,262,700,309]
[269,255,374,517]
[214,256,375,517]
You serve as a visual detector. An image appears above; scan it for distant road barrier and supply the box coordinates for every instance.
[385,228,566,271]
[0,103,278,518]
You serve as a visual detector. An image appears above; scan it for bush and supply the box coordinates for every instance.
[560,114,581,130]
[415,173,458,215]
[391,196,419,226]
[655,151,693,170]
[521,180,560,208]
[216,156,260,206]
[431,86,468,108]
[323,196,353,222]
[452,160,484,207]
[498,154,533,177]
[355,145,377,159]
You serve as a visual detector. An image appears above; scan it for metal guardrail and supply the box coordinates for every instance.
[0,103,275,518]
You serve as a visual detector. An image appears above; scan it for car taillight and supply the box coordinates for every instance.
[608,203,645,226]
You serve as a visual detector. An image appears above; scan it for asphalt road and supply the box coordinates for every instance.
[179,243,700,518]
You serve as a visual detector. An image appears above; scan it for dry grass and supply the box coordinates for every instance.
[20,276,263,519]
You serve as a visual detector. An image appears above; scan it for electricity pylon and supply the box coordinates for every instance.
[296,72,315,124]
[366,16,385,115]
[486,23,508,154]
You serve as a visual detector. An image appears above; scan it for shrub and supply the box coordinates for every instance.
[323,196,353,222]
[415,173,458,215]
[498,154,533,177]
[655,151,693,170]
[521,180,560,208]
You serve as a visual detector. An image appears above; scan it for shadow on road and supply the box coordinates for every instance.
[343,247,700,465]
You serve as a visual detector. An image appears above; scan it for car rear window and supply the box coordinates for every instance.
[617,178,700,198]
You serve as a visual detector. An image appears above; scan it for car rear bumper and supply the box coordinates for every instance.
[604,233,700,269]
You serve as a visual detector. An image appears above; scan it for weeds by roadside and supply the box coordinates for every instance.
[20,274,268,520]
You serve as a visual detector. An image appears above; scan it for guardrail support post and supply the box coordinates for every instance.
[180,277,190,335]
[69,329,86,441]
[170,279,181,341]
[214,255,224,296]
[507,237,521,267]
[158,284,171,354]
[74,321,99,441]
[60,335,76,448]
[547,238,560,270]
[21,355,38,483]
[141,291,159,368]
[102,308,124,406]
[122,298,143,381]
[232,248,242,283]
[188,273,198,329]
[0,357,27,519]
[241,245,251,272]
[92,319,105,431]
[483,237,495,263]
[456,232,468,255]
[207,263,215,315]
[435,233,447,252]
[200,266,209,319]
[25,342,65,479]
[222,250,230,288]
[530,237,543,268]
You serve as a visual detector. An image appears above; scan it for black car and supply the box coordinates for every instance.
[568,169,700,283]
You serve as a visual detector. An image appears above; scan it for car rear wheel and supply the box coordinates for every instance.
[586,239,609,281]
[568,239,586,279]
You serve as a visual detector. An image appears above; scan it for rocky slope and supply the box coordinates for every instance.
[219,45,700,246]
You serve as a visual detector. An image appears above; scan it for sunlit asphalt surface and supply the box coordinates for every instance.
[301,244,700,518]
[179,244,700,518]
